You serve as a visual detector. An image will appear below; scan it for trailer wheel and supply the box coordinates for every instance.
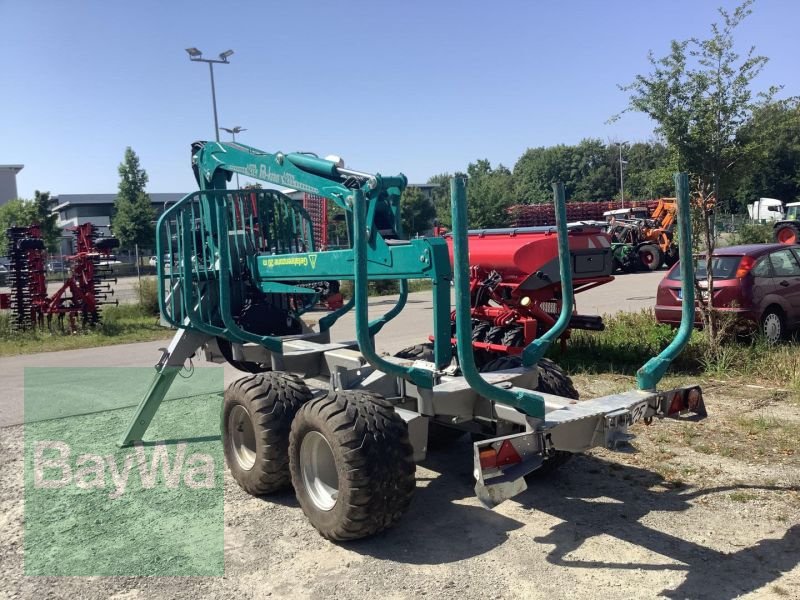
[222,372,312,495]
[289,390,415,541]
[480,356,579,476]
[638,244,663,271]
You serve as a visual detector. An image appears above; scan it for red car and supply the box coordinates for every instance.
[655,243,800,343]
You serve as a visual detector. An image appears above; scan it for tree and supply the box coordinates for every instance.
[513,139,617,204]
[427,173,453,229]
[0,199,38,255]
[732,99,800,212]
[466,160,514,228]
[619,141,676,200]
[33,190,60,251]
[618,0,777,346]
[400,186,436,237]
[112,147,156,251]
[0,191,59,255]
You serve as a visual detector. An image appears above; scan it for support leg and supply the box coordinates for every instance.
[118,328,211,447]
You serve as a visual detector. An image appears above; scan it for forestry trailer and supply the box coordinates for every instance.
[120,140,706,541]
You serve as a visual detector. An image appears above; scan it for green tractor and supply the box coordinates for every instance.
[774,202,800,245]
[120,140,706,541]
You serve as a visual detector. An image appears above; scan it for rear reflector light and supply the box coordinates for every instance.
[736,255,756,278]
[478,440,523,469]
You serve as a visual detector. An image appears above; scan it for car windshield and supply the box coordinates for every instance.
[667,256,743,281]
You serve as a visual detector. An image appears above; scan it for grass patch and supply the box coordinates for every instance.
[0,304,171,356]
[550,308,800,391]
[729,491,758,503]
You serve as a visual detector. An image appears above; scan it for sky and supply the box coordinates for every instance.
[2,0,799,198]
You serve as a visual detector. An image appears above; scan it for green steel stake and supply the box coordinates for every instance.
[637,173,695,390]
[521,182,574,367]
[450,177,545,419]
[352,189,434,389]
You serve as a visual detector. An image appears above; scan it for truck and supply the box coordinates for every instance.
[119,140,706,541]
[748,198,785,222]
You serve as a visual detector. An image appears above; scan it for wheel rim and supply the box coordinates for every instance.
[777,228,797,244]
[300,430,339,511]
[641,249,655,265]
[763,313,782,343]
[229,405,257,470]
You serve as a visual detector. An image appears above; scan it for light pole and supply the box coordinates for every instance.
[617,141,628,209]
[185,47,234,141]
[220,126,247,187]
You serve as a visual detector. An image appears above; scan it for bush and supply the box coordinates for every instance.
[733,222,774,245]
[135,277,160,315]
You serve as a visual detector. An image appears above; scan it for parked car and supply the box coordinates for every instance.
[47,260,68,273]
[655,243,800,343]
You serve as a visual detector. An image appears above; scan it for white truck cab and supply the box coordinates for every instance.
[747,198,785,222]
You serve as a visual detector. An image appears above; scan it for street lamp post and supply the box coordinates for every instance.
[220,126,247,187]
[617,142,628,209]
[185,47,234,142]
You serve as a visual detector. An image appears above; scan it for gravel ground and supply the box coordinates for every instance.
[1,376,799,600]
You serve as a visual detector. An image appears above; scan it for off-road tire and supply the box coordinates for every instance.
[501,326,525,348]
[775,222,800,245]
[222,372,313,495]
[638,244,663,271]
[471,320,491,342]
[289,390,415,541]
[484,325,505,345]
[480,356,579,476]
[394,343,434,361]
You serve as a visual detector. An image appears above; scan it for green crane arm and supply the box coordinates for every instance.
[190,140,404,239]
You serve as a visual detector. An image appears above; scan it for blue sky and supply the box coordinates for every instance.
[2,0,798,198]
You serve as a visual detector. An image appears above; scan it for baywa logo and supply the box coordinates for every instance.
[24,366,224,576]
[33,440,216,499]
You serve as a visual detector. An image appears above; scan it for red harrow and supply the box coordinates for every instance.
[4,223,119,331]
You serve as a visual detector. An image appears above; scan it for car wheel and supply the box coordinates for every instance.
[761,308,786,344]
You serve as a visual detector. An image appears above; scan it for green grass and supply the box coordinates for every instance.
[550,308,800,391]
[0,303,171,356]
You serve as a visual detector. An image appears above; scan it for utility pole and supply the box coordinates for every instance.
[617,142,628,209]
[185,48,234,142]
[220,126,247,188]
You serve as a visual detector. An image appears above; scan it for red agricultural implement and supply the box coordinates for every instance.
[4,223,119,331]
[508,199,660,227]
[436,223,614,362]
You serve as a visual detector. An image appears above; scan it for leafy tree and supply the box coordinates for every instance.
[732,98,800,212]
[0,199,38,255]
[620,142,676,200]
[0,191,59,255]
[618,0,777,346]
[112,147,156,251]
[466,160,514,228]
[427,173,453,229]
[513,139,617,204]
[400,185,436,237]
[33,190,60,251]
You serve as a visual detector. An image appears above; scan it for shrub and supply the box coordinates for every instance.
[135,277,160,315]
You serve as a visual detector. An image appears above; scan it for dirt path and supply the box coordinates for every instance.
[1,374,798,599]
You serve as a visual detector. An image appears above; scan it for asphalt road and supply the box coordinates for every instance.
[0,269,665,428]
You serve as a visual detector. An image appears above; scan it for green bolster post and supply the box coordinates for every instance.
[521,182,574,367]
[352,189,434,388]
[450,177,545,419]
[637,172,694,390]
